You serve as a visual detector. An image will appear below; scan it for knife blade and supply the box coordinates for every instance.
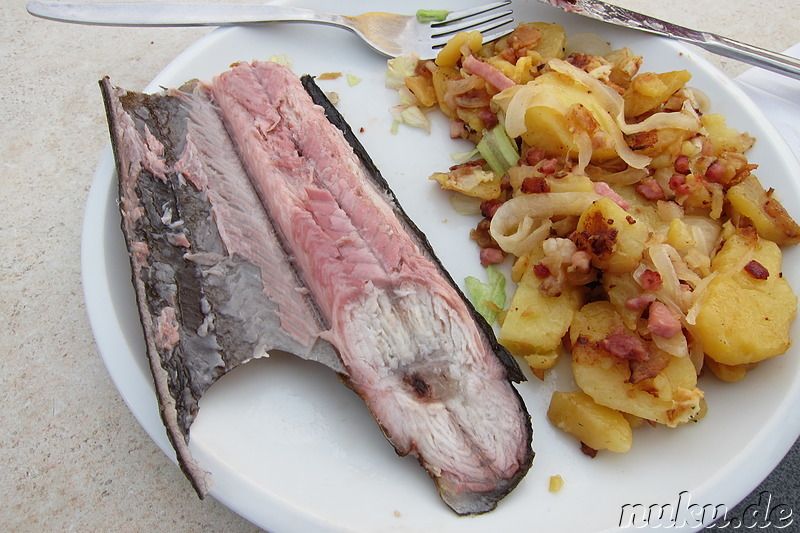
[538,0,800,81]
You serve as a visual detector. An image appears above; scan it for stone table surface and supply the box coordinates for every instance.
[2,0,798,531]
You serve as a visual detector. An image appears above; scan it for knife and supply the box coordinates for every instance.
[538,0,800,81]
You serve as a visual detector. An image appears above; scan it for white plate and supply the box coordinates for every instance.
[81,1,800,531]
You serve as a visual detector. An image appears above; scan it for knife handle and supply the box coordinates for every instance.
[693,33,800,81]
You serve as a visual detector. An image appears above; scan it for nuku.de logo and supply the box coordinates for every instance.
[618,490,793,529]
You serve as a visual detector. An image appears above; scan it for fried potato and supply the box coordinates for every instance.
[548,390,633,453]
[727,174,800,246]
[435,31,482,67]
[694,229,797,365]
[570,301,704,427]
[573,197,649,274]
[499,263,584,369]
[623,70,691,118]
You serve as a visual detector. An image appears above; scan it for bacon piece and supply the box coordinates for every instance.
[635,178,666,201]
[744,260,770,280]
[674,154,691,175]
[480,199,503,218]
[638,269,663,291]
[599,331,648,361]
[480,247,506,267]
[625,292,656,311]
[532,263,551,279]
[647,301,681,338]
[593,181,630,210]
[705,160,725,183]
[462,54,516,91]
[521,176,550,194]
[525,148,546,166]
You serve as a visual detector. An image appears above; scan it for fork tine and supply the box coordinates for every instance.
[431,11,514,38]
[432,1,512,26]
[431,19,515,49]
[480,25,515,43]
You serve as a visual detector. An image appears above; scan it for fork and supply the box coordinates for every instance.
[26,1,516,59]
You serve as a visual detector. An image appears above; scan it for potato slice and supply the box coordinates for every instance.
[435,31,483,67]
[573,197,650,274]
[694,229,797,365]
[727,174,800,246]
[499,260,584,366]
[548,390,633,453]
[623,70,691,118]
[570,301,704,427]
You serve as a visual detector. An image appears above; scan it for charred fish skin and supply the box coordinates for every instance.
[99,77,342,497]
[212,62,533,515]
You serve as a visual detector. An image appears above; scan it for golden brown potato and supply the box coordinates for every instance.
[404,75,437,107]
[529,22,567,59]
[429,168,502,200]
[435,31,482,67]
[623,70,692,118]
[573,197,650,274]
[704,356,754,383]
[430,65,463,119]
[694,229,797,365]
[548,390,633,453]
[701,114,755,155]
[570,301,704,427]
[499,263,584,368]
[727,174,800,246]
[602,271,645,330]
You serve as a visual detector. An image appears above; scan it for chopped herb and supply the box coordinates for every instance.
[416,9,451,23]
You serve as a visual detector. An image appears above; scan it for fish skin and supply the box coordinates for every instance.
[212,62,533,515]
[100,77,342,496]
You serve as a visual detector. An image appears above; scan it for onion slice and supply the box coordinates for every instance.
[489,192,600,256]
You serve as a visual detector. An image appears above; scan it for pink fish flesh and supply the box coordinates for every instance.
[100,62,534,515]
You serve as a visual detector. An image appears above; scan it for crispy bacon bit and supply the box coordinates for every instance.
[594,181,630,210]
[478,107,499,129]
[539,158,558,175]
[629,347,670,384]
[480,199,503,218]
[639,269,663,291]
[533,263,551,279]
[744,260,770,280]
[668,173,687,192]
[480,247,506,267]
[636,178,666,201]
[526,148,546,166]
[449,159,484,171]
[521,176,551,194]
[461,54,516,91]
[599,331,648,361]
[580,442,598,458]
[627,130,658,151]
[674,154,691,175]
[705,160,725,183]
[647,301,681,338]
[625,292,656,311]
[470,218,497,248]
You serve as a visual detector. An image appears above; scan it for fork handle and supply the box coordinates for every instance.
[27,1,348,27]
[688,33,800,81]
